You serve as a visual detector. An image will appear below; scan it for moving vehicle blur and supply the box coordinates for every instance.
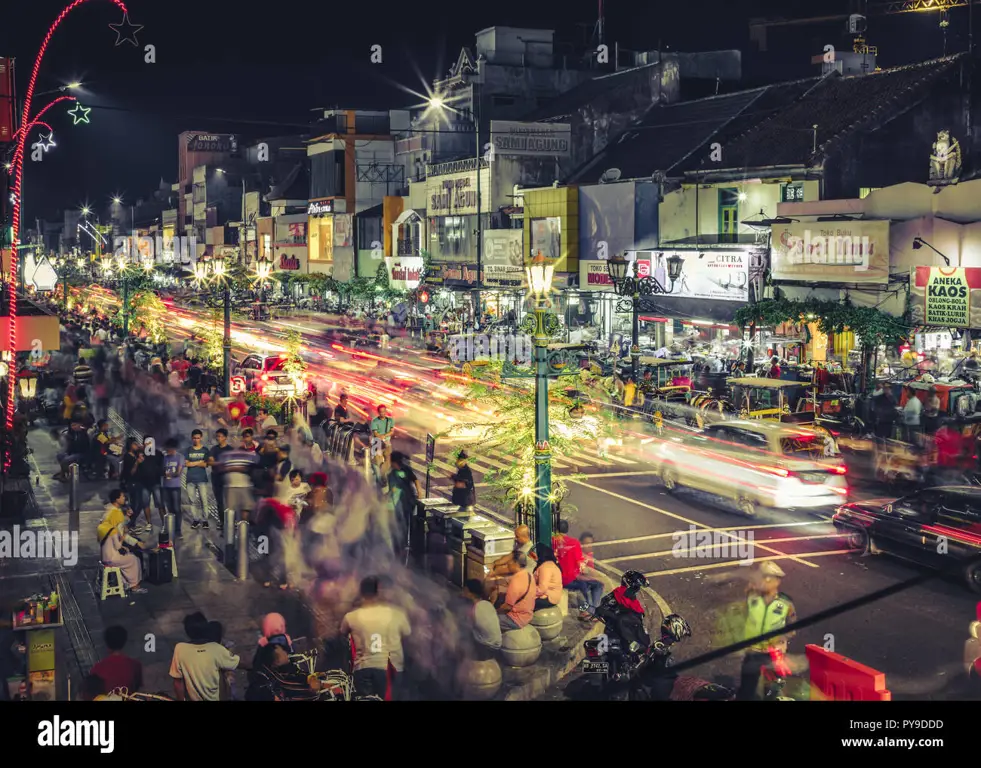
[650,420,847,516]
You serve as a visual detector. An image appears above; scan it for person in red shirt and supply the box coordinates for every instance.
[90,625,143,695]
[553,520,605,619]
[170,354,190,382]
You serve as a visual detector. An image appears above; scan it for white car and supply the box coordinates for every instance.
[650,420,848,516]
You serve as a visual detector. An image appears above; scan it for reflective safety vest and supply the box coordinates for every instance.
[745,593,793,651]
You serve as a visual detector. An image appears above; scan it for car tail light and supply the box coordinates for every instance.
[830,487,848,496]
[830,465,847,475]
[762,466,790,478]
[585,646,600,658]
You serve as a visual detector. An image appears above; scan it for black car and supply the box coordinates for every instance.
[833,486,981,592]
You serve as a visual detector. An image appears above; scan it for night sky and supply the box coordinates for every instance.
[1,0,974,222]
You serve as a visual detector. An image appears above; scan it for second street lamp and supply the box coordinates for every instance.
[501,252,580,548]
[606,252,684,383]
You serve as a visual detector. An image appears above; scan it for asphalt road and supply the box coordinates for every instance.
[106,302,981,699]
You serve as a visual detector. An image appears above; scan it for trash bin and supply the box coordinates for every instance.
[426,504,470,578]
[467,526,515,585]
[447,514,497,588]
[412,498,453,567]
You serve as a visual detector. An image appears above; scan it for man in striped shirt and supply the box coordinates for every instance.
[73,356,93,385]
[219,434,259,521]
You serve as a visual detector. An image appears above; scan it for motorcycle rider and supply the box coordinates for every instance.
[595,570,651,660]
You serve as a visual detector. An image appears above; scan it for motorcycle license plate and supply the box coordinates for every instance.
[581,661,609,674]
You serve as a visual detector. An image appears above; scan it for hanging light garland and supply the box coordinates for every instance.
[6,0,138,447]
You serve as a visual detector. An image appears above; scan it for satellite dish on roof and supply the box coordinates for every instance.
[600,168,621,183]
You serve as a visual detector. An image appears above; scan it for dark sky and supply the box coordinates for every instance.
[1,0,975,222]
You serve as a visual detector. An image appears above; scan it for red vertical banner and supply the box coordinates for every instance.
[0,57,13,143]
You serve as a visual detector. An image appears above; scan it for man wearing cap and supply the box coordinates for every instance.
[737,561,797,700]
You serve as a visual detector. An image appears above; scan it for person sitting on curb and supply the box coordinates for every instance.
[533,543,563,611]
[462,579,502,660]
[494,552,537,633]
[485,524,536,604]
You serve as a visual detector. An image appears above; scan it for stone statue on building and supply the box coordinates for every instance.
[928,130,962,192]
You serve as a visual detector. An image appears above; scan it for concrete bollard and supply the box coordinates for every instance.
[223,509,235,564]
[235,520,249,581]
[531,605,564,642]
[68,463,79,531]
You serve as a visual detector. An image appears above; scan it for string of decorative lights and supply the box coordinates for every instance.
[6,0,132,456]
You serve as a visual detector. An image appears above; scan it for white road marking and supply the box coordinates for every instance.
[598,533,843,564]
[589,520,827,548]
[569,480,820,569]
[644,549,857,577]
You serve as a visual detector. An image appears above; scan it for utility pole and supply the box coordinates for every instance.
[473,79,482,326]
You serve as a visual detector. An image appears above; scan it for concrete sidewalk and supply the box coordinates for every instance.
[1,422,312,700]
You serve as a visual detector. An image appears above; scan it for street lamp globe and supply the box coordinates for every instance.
[81,207,90,216]
[666,253,685,282]
[428,95,445,109]
[606,253,629,288]
[112,197,122,205]
[527,251,554,298]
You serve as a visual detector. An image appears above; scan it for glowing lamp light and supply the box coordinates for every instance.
[418,290,430,304]
[17,369,38,399]
[521,487,533,497]
[526,251,554,298]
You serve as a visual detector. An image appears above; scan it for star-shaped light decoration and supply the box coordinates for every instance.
[67,103,91,125]
[109,12,143,47]
[37,132,56,151]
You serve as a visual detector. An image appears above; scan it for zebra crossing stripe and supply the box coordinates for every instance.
[605,453,639,465]
[567,449,615,467]
[412,454,459,476]
[468,453,511,471]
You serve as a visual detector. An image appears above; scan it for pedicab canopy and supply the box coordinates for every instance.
[899,380,975,414]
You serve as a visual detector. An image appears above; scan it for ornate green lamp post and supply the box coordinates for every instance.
[502,252,579,548]
[606,252,684,382]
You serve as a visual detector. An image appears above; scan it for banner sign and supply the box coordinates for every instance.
[626,250,749,302]
[580,261,614,290]
[425,262,477,287]
[910,266,981,328]
[386,256,424,291]
[308,200,333,217]
[483,230,525,288]
[426,169,491,217]
[186,133,237,153]
[770,221,890,283]
[490,121,571,157]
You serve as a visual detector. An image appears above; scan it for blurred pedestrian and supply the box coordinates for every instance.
[162,438,185,538]
[208,429,233,528]
[340,576,411,700]
[451,450,475,511]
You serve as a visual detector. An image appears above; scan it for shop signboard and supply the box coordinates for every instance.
[186,133,237,153]
[580,260,615,290]
[626,250,749,302]
[386,256,424,291]
[425,262,477,287]
[483,230,525,288]
[426,169,491,217]
[770,220,890,283]
[490,121,571,157]
[910,266,981,328]
[308,200,333,217]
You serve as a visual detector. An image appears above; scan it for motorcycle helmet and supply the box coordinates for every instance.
[660,614,692,643]
[621,570,649,592]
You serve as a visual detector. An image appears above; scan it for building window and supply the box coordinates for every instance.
[718,187,740,241]
[492,95,517,107]
[310,151,345,199]
[859,187,880,199]
[357,216,382,251]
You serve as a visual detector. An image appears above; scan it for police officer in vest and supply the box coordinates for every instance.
[737,561,797,700]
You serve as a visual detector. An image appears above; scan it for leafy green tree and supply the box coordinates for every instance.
[442,361,615,514]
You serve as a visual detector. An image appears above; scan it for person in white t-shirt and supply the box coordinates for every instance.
[340,576,411,700]
[903,386,923,447]
[169,612,240,701]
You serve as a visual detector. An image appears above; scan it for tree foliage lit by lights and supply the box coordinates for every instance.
[112,289,166,343]
[282,329,307,378]
[442,361,616,514]
[199,308,225,371]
